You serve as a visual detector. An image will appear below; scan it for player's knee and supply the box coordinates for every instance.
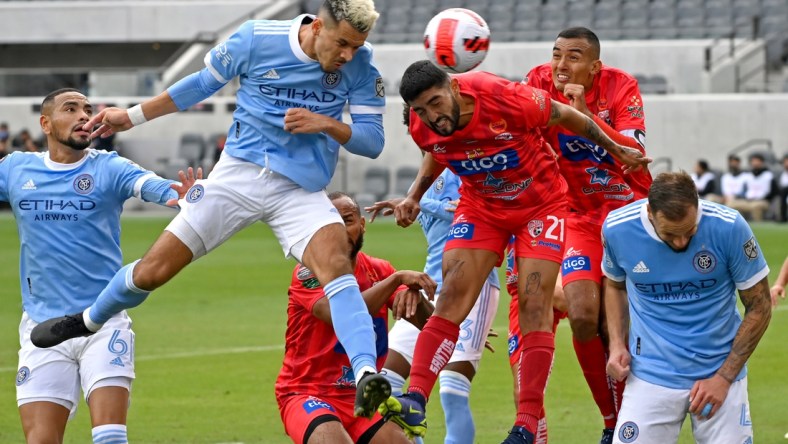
[24,427,63,444]
[568,310,598,339]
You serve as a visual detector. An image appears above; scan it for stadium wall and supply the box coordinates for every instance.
[1,95,785,196]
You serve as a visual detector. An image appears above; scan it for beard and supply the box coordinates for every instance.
[58,133,91,151]
[429,99,461,136]
[350,234,364,260]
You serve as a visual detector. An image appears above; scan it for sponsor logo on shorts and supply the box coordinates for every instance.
[742,237,758,261]
[449,223,474,240]
[73,174,94,195]
[693,251,716,274]
[507,334,519,357]
[618,421,639,443]
[110,356,125,367]
[562,255,591,274]
[303,397,336,414]
[537,240,561,251]
[186,184,205,203]
[16,366,30,386]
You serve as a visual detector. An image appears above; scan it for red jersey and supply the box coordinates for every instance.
[409,71,567,210]
[525,63,652,224]
[275,252,399,401]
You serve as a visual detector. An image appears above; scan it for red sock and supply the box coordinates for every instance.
[612,375,625,418]
[407,315,459,401]
[535,406,549,444]
[574,335,618,429]
[516,331,555,433]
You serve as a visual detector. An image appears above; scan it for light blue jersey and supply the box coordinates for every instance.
[181,15,385,192]
[418,169,499,292]
[0,150,173,322]
[601,199,769,389]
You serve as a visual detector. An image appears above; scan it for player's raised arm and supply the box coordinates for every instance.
[547,99,651,173]
[394,151,445,228]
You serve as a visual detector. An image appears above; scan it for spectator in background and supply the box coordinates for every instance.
[778,154,788,222]
[12,129,41,152]
[728,153,775,222]
[0,122,9,158]
[212,133,227,164]
[691,159,722,202]
[720,154,747,204]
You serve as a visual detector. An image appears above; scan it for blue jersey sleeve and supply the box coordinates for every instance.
[0,153,12,201]
[204,20,254,84]
[347,45,386,114]
[105,153,158,201]
[419,171,460,222]
[601,227,626,282]
[726,213,770,290]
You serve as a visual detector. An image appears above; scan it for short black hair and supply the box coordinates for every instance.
[327,191,360,216]
[648,171,699,221]
[399,60,450,104]
[697,159,709,171]
[41,88,84,114]
[749,153,765,162]
[728,154,741,162]
[557,27,601,59]
[402,102,411,127]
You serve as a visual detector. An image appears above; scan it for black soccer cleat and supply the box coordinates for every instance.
[600,427,615,444]
[501,426,535,444]
[30,312,94,348]
[354,372,392,419]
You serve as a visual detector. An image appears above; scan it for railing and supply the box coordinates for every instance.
[728,138,776,164]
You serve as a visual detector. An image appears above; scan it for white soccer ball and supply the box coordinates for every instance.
[423,8,490,74]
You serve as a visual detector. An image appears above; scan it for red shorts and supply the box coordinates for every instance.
[278,394,384,444]
[446,199,567,266]
[507,295,567,367]
[561,218,604,286]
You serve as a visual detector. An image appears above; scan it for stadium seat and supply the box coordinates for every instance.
[176,133,207,169]
[363,166,391,201]
[392,166,419,196]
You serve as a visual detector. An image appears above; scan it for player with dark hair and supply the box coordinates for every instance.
[520,26,653,443]
[603,171,771,443]
[31,0,395,418]
[1,88,196,444]
[379,60,650,444]
[277,191,435,444]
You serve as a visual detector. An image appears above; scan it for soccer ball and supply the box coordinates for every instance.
[423,8,490,73]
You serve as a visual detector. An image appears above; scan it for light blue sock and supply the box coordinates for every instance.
[383,368,406,396]
[324,274,377,381]
[86,260,150,327]
[440,370,474,444]
[92,424,128,444]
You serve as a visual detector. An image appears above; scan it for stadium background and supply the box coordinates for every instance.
[0,0,786,442]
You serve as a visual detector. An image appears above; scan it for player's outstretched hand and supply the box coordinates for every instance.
[606,346,631,381]
[392,289,423,320]
[394,197,420,228]
[617,145,652,175]
[397,270,437,300]
[167,167,203,207]
[688,374,731,420]
[770,283,785,307]
[83,107,134,139]
[484,328,498,353]
[365,198,405,222]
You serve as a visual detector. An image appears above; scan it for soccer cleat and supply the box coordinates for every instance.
[501,426,535,444]
[600,427,615,444]
[378,393,428,439]
[354,372,392,419]
[30,313,94,348]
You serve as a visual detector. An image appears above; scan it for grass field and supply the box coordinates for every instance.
[0,213,785,444]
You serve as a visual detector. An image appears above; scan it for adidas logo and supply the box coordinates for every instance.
[109,357,125,367]
[632,261,650,273]
[262,68,280,80]
[22,179,36,190]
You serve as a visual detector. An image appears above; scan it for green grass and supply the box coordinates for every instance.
[0,214,785,443]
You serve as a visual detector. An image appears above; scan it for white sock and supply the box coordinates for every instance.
[92,424,128,444]
[83,307,103,332]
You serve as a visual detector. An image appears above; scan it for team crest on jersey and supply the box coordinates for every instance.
[693,251,717,273]
[16,366,30,386]
[73,174,94,194]
[186,184,205,203]
[489,118,507,133]
[527,220,543,238]
[597,110,610,121]
[296,265,320,289]
[742,237,759,261]
[618,421,639,443]
[321,71,342,89]
[434,176,445,191]
[375,77,385,97]
[336,365,356,388]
